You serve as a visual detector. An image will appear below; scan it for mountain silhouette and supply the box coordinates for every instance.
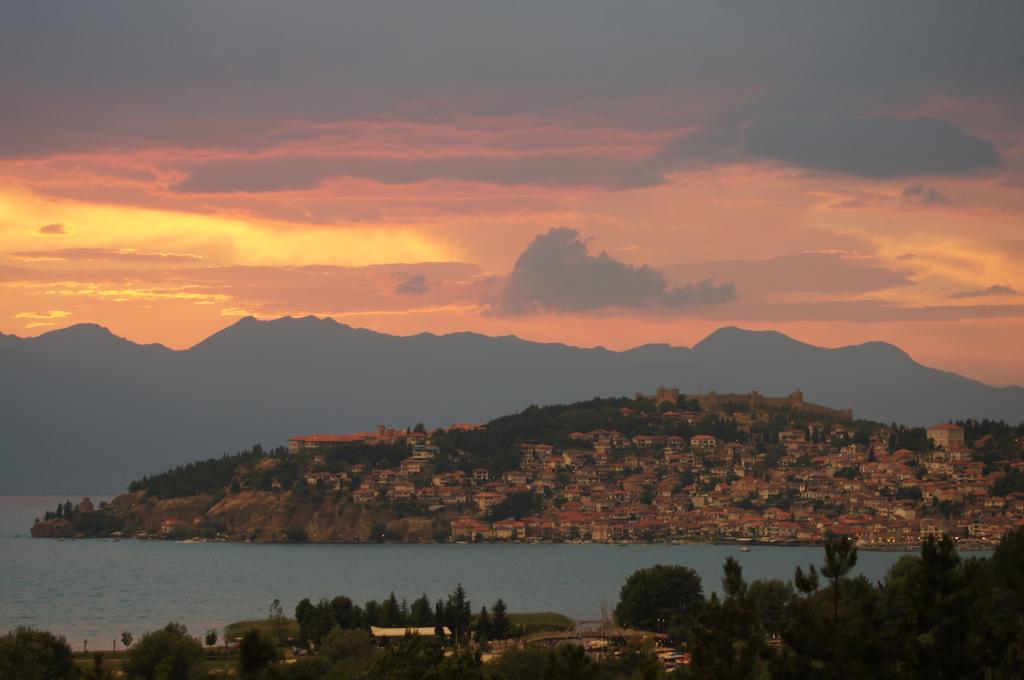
[2,316,1021,494]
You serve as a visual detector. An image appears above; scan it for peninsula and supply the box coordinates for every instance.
[32,389,1024,548]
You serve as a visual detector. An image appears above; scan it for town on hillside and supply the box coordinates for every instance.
[34,388,1024,548]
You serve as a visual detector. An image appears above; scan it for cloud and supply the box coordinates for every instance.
[393,273,430,295]
[170,152,663,193]
[663,251,912,300]
[492,227,736,315]
[11,248,204,263]
[694,300,1024,323]
[0,261,490,317]
[14,310,71,320]
[903,184,950,206]
[37,223,67,235]
[745,115,1001,177]
[949,284,1018,299]
[13,309,71,328]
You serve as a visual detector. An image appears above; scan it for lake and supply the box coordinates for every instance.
[1,496,914,648]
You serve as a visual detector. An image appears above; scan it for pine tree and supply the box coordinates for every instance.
[477,606,491,643]
[490,598,511,640]
[434,600,446,637]
[822,535,858,622]
[446,584,472,644]
[410,594,434,627]
[382,592,404,627]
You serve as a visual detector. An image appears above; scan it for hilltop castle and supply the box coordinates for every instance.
[637,386,853,421]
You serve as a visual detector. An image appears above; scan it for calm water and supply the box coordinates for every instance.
[1,496,912,648]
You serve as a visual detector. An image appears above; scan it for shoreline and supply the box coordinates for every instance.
[25,534,997,552]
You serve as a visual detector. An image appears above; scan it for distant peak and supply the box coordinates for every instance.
[189,314,367,351]
[694,326,806,351]
[40,323,118,341]
[842,340,912,361]
[223,315,348,332]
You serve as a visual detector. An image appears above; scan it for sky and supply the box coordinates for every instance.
[1,1,1023,385]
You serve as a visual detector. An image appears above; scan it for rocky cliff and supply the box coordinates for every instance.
[31,491,448,543]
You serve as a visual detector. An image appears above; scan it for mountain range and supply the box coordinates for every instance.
[2,316,1021,494]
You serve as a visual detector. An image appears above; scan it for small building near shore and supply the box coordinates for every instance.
[370,626,451,641]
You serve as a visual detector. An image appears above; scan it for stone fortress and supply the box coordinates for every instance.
[638,386,854,422]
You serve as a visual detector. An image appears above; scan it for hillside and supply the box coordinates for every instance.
[30,394,1024,546]
[2,316,1023,494]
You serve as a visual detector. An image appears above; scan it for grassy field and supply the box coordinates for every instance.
[223,617,300,642]
[508,611,574,635]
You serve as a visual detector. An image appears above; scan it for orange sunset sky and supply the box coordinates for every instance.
[2,2,1023,385]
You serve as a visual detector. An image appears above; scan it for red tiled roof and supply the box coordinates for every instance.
[289,434,370,443]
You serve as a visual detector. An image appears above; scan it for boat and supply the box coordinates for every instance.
[739,546,751,552]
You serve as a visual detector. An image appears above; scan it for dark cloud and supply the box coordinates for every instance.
[492,227,736,315]
[949,284,1018,299]
[903,183,950,205]
[745,115,1001,177]
[37,223,67,235]
[170,153,663,193]
[3,2,1023,162]
[393,273,430,295]
[11,248,203,263]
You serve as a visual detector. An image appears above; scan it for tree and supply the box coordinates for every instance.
[476,606,491,643]
[485,646,552,679]
[330,595,357,629]
[793,564,819,594]
[722,556,746,599]
[370,633,444,680]
[747,579,793,637]
[91,651,109,680]
[0,627,74,680]
[382,592,405,627]
[822,535,858,622]
[123,623,206,680]
[425,648,483,680]
[490,598,511,640]
[120,631,133,649]
[434,601,447,637]
[204,629,218,650]
[547,643,595,680]
[238,629,278,679]
[364,599,383,627]
[320,627,374,663]
[410,594,434,627]
[446,584,472,644]
[614,564,705,631]
[269,598,284,621]
[269,598,287,643]
[295,598,335,647]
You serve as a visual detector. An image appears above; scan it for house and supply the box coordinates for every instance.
[287,433,374,454]
[474,491,506,511]
[411,445,439,460]
[492,519,526,540]
[691,435,717,450]
[371,626,451,640]
[450,517,492,541]
[503,470,529,486]
[927,423,965,450]
[400,458,427,474]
